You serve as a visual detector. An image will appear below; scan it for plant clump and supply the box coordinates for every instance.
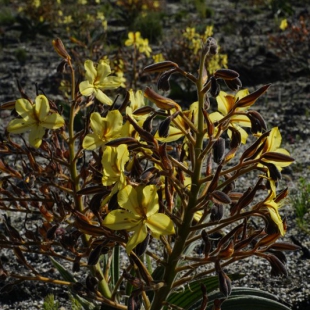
[0,33,298,310]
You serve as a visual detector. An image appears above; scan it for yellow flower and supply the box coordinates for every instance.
[183,27,197,40]
[207,52,228,74]
[103,185,175,254]
[79,60,122,105]
[33,0,41,8]
[280,19,288,30]
[125,32,152,57]
[210,89,251,143]
[258,127,293,170]
[101,144,129,187]
[138,38,152,57]
[204,25,213,39]
[120,89,148,138]
[7,95,65,148]
[152,53,165,63]
[125,31,142,47]
[259,180,285,235]
[82,111,123,150]
[128,89,145,111]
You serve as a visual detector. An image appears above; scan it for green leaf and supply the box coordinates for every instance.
[190,287,291,310]
[43,294,60,310]
[50,258,100,310]
[209,295,290,310]
[166,274,245,309]
[49,256,76,283]
[73,294,99,310]
[147,265,165,303]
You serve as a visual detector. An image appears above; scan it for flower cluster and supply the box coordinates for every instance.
[125,31,152,57]
[1,37,297,310]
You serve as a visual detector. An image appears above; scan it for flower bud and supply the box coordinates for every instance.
[134,232,150,256]
[158,117,172,138]
[144,87,179,110]
[214,69,239,80]
[211,190,232,204]
[143,113,156,133]
[128,293,142,310]
[86,275,99,292]
[157,69,176,92]
[213,137,225,164]
[210,204,224,221]
[52,38,71,60]
[224,77,242,91]
[218,270,231,297]
[247,110,267,133]
[210,76,220,97]
[266,253,288,277]
[235,84,270,108]
[143,61,178,73]
[203,37,218,55]
[88,245,104,265]
[201,230,211,257]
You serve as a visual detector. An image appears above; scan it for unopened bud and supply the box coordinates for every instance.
[143,61,179,74]
[158,117,171,138]
[218,270,231,297]
[214,69,239,80]
[210,204,224,221]
[134,233,150,256]
[210,76,220,97]
[224,77,242,91]
[157,69,176,92]
[52,38,71,60]
[213,138,225,164]
[204,37,218,55]
[144,87,179,110]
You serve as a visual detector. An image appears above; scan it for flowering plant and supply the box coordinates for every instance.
[0,37,297,310]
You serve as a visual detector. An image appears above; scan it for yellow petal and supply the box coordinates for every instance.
[84,59,96,83]
[129,89,145,111]
[268,127,282,151]
[102,145,129,186]
[118,185,139,215]
[126,222,147,254]
[231,114,251,127]
[28,125,45,148]
[7,118,36,134]
[147,213,175,236]
[43,113,65,129]
[209,111,224,123]
[89,112,103,137]
[216,91,233,115]
[125,32,135,46]
[35,95,50,120]
[235,89,249,100]
[82,133,104,150]
[100,76,122,90]
[105,110,123,137]
[228,125,248,144]
[96,61,111,83]
[102,209,140,231]
[93,89,113,105]
[143,185,159,217]
[155,126,184,143]
[266,201,284,236]
[79,80,94,96]
[15,98,33,119]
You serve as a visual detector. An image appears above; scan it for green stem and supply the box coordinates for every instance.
[150,46,208,310]
[67,62,112,299]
